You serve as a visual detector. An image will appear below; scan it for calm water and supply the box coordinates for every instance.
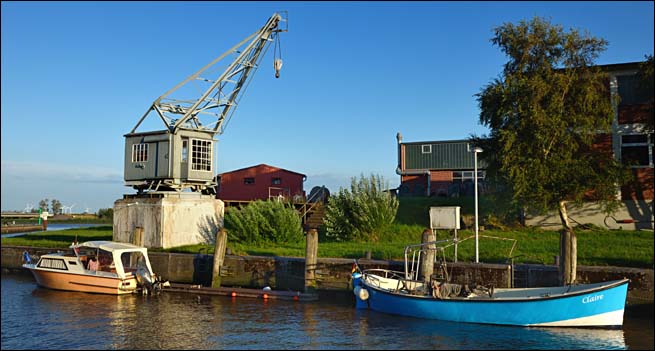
[1,223,104,238]
[1,274,653,350]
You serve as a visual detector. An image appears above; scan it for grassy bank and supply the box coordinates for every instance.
[2,224,653,268]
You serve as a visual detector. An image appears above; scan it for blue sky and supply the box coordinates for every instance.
[2,1,653,213]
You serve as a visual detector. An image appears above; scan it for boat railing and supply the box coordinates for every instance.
[403,235,518,282]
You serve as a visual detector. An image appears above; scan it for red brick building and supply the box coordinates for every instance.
[396,61,653,203]
[602,61,653,201]
[395,135,486,197]
[215,164,306,202]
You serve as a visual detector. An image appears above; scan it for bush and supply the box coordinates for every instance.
[324,174,399,242]
[97,208,113,221]
[224,200,304,244]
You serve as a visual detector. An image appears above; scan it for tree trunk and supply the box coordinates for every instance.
[558,201,577,285]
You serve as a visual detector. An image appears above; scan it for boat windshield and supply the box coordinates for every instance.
[121,251,149,274]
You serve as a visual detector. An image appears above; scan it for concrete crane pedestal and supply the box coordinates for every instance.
[113,193,224,249]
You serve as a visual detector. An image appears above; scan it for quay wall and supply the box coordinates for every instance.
[2,245,652,305]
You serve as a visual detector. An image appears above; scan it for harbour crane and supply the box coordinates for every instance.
[124,12,287,194]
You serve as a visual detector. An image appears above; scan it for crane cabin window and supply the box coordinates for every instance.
[181,140,188,162]
[132,143,148,163]
[191,139,212,172]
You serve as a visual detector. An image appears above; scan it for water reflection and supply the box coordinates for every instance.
[354,310,627,350]
[1,274,647,350]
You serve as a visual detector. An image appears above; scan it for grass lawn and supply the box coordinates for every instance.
[2,224,653,269]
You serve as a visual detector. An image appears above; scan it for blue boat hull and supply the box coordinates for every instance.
[353,274,628,327]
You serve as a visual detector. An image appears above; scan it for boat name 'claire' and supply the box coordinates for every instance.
[582,294,604,304]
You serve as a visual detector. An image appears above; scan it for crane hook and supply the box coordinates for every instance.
[274,59,283,78]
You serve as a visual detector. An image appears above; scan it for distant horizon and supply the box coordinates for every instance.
[2,1,653,213]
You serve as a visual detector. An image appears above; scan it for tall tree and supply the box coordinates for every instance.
[475,17,626,285]
[51,199,62,215]
[38,199,50,213]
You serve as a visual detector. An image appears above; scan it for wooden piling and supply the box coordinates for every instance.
[420,228,436,283]
[132,227,144,246]
[211,228,228,288]
[305,228,318,293]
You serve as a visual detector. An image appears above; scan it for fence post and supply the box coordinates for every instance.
[212,228,228,288]
[305,228,318,293]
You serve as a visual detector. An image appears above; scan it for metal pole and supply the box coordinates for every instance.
[474,151,479,263]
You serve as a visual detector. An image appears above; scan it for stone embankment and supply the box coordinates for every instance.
[2,245,652,306]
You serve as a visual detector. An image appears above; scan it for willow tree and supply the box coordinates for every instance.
[476,17,625,285]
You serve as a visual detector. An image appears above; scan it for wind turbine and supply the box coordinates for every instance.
[23,204,34,213]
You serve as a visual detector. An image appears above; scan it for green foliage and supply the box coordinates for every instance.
[38,199,49,212]
[224,200,303,244]
[324,174,399,242]
[638,54,654,133]
[97,208,114,220]
[475,16,627,223]
[51,199,62,215]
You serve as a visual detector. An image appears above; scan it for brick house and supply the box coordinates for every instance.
[215,164,306,202]
[396,60,652,229]
[602,61,653,201]
[395,134,486,197]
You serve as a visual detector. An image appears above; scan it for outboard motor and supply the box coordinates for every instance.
[135,264,170,295]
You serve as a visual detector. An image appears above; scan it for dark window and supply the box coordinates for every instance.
[621,133,653,167]
[37,258,68,270]
[272,177,281,185]
[618,74,652,106]
[244,177,255,185]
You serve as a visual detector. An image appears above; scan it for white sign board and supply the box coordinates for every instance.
[429,206,460,230]
[40,211,49,220]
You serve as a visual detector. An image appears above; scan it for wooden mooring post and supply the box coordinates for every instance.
[132,227,144,246]
[420,228,436,283]
[305,228,318,293]
[211,228,228,288]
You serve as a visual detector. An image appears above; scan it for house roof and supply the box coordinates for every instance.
[400,138,471,146]
[218,164,307,178]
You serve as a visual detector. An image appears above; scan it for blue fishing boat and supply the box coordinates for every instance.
[352,239,629,327]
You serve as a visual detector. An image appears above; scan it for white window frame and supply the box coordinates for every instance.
[453,170,486,181]
[620,133,654,168]
[422,144,432,154]
[190,139,212,172]
[132,143,148,163]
